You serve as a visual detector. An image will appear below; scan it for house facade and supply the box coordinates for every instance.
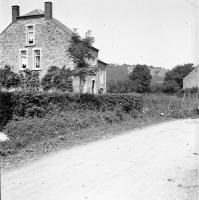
[183,66,199,89]
[0,2,107,94]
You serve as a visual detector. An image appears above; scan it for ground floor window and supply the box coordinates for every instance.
[34,49,41,69]
[19,49,28,70]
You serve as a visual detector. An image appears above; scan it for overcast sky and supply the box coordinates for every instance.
[0,0,198,69]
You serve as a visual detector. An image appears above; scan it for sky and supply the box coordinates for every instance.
[0,0,199,69]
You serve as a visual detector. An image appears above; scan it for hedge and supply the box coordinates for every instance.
[0,91,143,127]
[0,92,13,129]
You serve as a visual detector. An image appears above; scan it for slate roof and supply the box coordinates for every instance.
[22,9,44,16]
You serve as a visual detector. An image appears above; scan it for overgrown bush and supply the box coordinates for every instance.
[41,66,73,92]
[149,83,163,93]
[0,91,143,122]
[0,109,131,156]
[0,92,12,129]
[0,65,20,90]
[19,69,40,91]
[182,87,199,94]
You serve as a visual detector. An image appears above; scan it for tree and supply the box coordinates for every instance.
[68,30,96,93]
[0,65,20,90]
[163,63,194,93]
[107,80,131,93]
[20,69,40,91]
[41,66,73,92]
[162,79,180,93]
[129,64,152,93]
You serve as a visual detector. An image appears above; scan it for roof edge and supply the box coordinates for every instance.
[90,46,99,52]
[98,60,107,65]
[0,23,12,36]
[17,14,44,20]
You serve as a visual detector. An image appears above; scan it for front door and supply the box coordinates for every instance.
[92,80,95,94]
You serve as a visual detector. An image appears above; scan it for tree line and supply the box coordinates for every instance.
[107,63,196,94]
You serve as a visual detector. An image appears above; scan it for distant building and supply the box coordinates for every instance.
[183,66,199,89]
[0,2,107,94]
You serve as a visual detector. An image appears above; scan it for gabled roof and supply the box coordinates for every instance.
[21,9,44,17]
[51,18,73,36]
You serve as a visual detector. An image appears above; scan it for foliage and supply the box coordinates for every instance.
[19,69,40,91]
[0,65,20,89]
[142,94,199,119]
[149,83,163,93]
[1,93,199,157]
[0,92,12,130]
[41,66,73,92]
[163,63,194,93]
[162,79,180,93]
[106,64,167,87]
[68,30,96,93]
[0,108,132,156]
[182,87,199,94]
[107,80,131,93]
[129,64,152,93]
[0,91,143,122]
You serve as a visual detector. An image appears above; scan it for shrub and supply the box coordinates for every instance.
[107,80,132,93]
[19,69,40,91]
[0,108,132,156]
[0,91,143,124]
[149,83,163,93]
[163,63,194,93]
[0,65,20,90]
[0,92,13,129]
[41,66,73,92]
[182,87,199,94]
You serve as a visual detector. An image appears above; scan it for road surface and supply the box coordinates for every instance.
[2,119,199,200]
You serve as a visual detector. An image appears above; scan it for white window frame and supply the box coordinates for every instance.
[26,24,35,46]
[33,48,42,70]
[19,49,28,70]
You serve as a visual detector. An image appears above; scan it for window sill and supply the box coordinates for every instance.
[32,68,42,71]
[25,44,36,47]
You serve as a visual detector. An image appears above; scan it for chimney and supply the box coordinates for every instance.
[44,2,52,19]
[12,5,20,23]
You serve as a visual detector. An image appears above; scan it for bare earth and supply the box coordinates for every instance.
[2,119,199,200]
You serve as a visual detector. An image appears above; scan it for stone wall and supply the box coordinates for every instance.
[0,17,73,76]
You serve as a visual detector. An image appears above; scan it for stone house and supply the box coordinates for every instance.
[183,65,199,89]
[0,2,107,94]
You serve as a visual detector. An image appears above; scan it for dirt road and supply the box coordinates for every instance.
[2,119,199,200]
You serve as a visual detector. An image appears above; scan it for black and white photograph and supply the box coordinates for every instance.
[0,0,199,199]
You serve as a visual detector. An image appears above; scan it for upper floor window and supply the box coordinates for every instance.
[26,25,35,46]
[33,49,41,69]
[19,49,28,70]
